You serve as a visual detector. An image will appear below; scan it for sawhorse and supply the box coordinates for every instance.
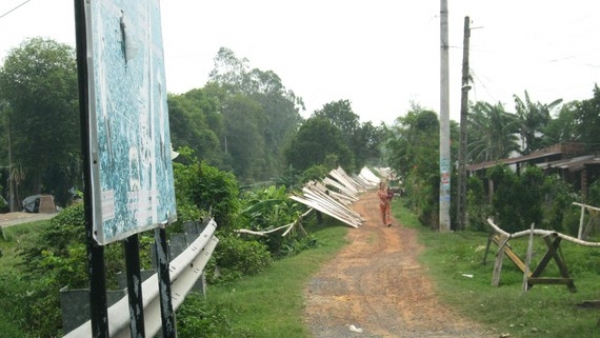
[484,232,576,292]
[526,233,576,292]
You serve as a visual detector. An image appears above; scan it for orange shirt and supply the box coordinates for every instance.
[378,190,390,205]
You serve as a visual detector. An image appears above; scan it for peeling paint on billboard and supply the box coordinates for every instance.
[85,0,176,244]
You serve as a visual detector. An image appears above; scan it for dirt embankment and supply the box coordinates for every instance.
[303,191,496,338]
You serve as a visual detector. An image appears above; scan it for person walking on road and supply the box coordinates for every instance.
[378,180,393,227]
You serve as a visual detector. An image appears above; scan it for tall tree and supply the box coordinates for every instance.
[0,38,80,205]
[574,85,600,151]
[467,101,520,163]
[384,108,441,227]
[313,100,360,140]
[313,99,371,171]
[514,91,562,154]
[207,47,304,180]
[353,121,385,168]
[208,47,249,90]
[222,94,267,181]
[245,68,303,177]
[284,117,354,173]
[167,90,222,165]
[542,101,578,146]
[386,108,440,177]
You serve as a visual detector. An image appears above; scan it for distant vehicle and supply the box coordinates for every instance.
[22,195,57,213]
[22,195,42,213]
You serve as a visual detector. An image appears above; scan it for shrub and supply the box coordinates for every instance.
[300,164,329,184]
[541,174,577,233]
[192,162,240,229]
[466,175,491,232]
[176,292,233,337]
[16,204,130,337]
[206,234,272,284]
[487,164,544,232]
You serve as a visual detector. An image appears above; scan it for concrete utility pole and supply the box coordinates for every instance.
[457,16,471,230]
[439,0,451,232]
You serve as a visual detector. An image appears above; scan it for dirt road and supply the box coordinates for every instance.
[0,211,57,228]
[303,191,496,338]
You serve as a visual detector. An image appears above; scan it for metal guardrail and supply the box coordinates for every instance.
[64,219,219,337]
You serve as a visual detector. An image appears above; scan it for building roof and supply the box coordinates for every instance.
[466,142,586,173]
[536,154,596,172]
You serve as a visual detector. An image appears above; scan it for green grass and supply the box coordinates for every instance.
[0,220,51,337]
[178,221,349,337]
[0,220,49,271]
[394,201,600,338]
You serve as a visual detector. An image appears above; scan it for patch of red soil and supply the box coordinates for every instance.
[303,191,496,338]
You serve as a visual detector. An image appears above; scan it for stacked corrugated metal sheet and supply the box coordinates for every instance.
[291,166,381,228]
[237,166,383,236]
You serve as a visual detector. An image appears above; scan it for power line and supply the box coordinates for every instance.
[0,0,33,20]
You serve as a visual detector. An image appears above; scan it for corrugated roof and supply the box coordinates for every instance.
[467,142,586,172]
[536,155,595,172]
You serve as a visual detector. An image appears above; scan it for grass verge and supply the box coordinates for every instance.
[177,221,349,338]
[394,201,600,338]
[0,220,51,337]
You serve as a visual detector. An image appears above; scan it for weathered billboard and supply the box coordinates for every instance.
[85,0,176,244]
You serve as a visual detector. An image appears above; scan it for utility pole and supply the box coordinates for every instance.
[457,16,471,230]
[439,0,451,232]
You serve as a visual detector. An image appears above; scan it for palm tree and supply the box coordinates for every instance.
[514,91,562,154]
[468,101,520,163]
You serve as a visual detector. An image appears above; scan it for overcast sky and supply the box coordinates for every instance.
[1,0,599,125]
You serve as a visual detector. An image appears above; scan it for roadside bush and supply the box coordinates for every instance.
[400,165,439,229]
[300,164,329,184]
[238,185,314,257]
[192,162,240,229]
[206,234,272,284]
[587,179,600,206]
[541,174,577,233]
[466,175,491,232]
[15,203,140,337]
[176,292,236,338]
[487,164,544,232]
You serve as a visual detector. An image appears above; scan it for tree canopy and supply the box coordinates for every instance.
[0,37,79,206]
[312,99,383,170]
[284,117,354,172]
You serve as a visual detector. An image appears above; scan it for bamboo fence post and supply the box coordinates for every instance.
[522,223,535,292]
[492,234,507,287]
[578,204,585,239]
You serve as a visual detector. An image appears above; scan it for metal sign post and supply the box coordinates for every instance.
[74,0,177,336]
[74,1,110,336]
[124,234,145,336]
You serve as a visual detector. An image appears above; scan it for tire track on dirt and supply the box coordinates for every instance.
[303,191,496,338]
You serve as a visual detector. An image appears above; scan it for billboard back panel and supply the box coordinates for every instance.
[85,0,176,245]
